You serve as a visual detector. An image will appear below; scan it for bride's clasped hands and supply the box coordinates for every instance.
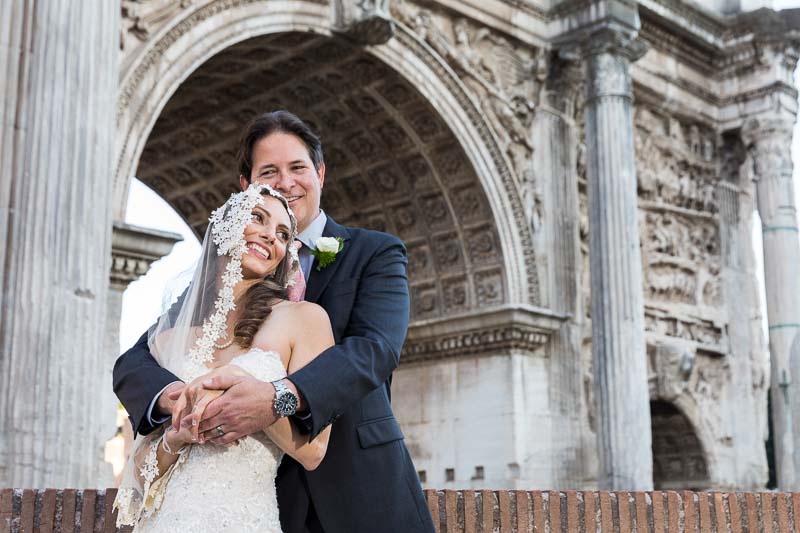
[165,364,248,450]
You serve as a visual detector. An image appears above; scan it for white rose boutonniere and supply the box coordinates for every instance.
[311,236,344,270]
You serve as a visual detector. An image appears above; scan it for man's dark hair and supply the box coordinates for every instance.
[237,110,324,181]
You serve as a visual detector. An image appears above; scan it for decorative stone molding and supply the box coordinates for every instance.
[333,0,395,45]
[110,222,182,291]
[401,305,565,364]
[121,0,195,51]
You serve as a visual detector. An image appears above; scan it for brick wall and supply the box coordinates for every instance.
[2,488,799,532]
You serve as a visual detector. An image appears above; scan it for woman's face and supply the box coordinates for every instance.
[240,194,292,280]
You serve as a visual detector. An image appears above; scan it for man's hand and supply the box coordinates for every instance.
[197,373,277,446]
[155,381,185,422]
[171,365,249,434]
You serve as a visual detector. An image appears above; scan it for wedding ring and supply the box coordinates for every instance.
[216,425,224,437]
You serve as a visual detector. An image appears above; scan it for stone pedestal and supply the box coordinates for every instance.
[0,0,118,488]
[583,29,653,490]
[394,306,564,489]
[742,116,800,490]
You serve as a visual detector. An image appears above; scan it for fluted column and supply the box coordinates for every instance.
[0,0,118,487]
[742,115,800,490]
[537,55,586,487]
[583,29,653,489]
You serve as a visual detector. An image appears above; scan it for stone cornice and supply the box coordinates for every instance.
[401,305,567,364]
[110,221,183,289]
[638,3,800,72]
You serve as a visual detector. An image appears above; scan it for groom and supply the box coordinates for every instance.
[113,110,435,533]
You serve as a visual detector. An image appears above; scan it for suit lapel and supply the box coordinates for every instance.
[305,218,351,303]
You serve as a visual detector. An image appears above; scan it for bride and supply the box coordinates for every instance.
[114,183,334,532]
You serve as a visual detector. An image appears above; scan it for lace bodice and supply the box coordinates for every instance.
[128,348,287,533]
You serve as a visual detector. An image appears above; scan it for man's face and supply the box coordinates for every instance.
[239,132,325,233]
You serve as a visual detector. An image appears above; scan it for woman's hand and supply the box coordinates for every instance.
[163,417,194,452]
[171,365,253,443]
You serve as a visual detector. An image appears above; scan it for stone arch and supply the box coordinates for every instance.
[114,0,538,320]
[650,400,712,490]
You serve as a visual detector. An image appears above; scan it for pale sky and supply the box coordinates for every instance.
[118,13,800,354]
[119,180,201,351]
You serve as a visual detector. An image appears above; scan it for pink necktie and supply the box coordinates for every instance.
[287,243,307,302]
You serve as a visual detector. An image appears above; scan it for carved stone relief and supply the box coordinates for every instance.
[390,0,546,236]
[648,343,695,403]
[333,0,395,46]
[635,107,718,212]
[633,105,726,349]
[120,0,195,56]
[644,309,723,350]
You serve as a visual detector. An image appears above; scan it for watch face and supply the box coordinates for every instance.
[275,391,298,416]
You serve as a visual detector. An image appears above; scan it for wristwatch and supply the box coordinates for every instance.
[271,379,299,417]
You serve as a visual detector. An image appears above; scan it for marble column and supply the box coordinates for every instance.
[582,29,653,490]
[742,115,800,490]
[0,0,118,487]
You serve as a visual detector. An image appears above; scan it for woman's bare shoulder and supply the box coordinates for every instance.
[275,300,329,324]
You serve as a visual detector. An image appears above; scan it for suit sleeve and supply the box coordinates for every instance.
[113,330,181,436]
[288,236,409,439]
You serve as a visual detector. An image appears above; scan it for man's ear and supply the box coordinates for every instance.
[317,163,326,190]
[239,175,250,191]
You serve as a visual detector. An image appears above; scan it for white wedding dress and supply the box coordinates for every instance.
[123,348,287,532]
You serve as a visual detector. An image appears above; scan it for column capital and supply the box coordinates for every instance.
[582,32,647,101]
[741,114,795,146]
[110,222,182,290]
[740,114,795,181]
[581,28,648,61]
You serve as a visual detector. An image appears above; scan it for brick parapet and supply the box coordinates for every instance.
[1,488,799,532]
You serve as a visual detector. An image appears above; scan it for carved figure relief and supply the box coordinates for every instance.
[121,0,194,50]
[635,107,718,212]
[631,105,726,356]
[648,343,695,402]
[391,0,545,235]
[640,211,721,308]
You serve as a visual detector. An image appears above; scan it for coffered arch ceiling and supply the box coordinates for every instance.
[136,32,507,322]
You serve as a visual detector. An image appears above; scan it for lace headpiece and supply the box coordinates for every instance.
[187,183,299,365]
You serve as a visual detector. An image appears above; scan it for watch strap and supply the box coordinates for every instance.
[272,379,288,394]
